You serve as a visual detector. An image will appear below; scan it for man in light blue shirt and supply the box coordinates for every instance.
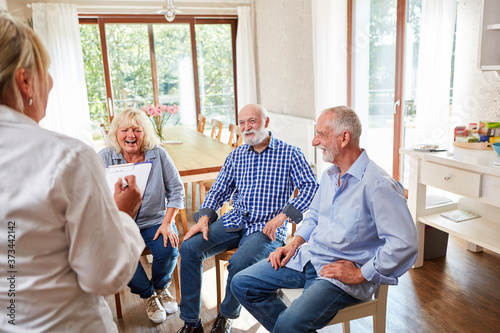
[232,106,418,332]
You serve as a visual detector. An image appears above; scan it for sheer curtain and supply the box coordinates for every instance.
[311,0,348,176]
[236,6,257,109]
[33,3,93,146]
[414,0,457,147]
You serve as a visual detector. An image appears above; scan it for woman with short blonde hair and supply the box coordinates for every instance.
[99,107,185,324]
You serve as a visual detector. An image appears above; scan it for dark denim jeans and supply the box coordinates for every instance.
[179,217,283,323]
[128,222,179,298]
[232,260,362,332]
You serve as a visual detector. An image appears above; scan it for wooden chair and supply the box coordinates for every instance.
[197,114,206,133]
[214,189,299,313]
[113,209,188,319]
[228,124,242,148]
[100,123,108,143]
[191,116,219,210]
[199,123,241,207]
[279,284,389,333]
[191,114,207,210]
[210,119,223,142]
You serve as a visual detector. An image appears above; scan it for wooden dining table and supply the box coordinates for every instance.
[161,125,234,183]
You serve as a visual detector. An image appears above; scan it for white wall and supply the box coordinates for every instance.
[253,0,316,121]
[452,0,500,127]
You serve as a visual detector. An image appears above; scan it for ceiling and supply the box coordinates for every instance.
[8,0,251,18]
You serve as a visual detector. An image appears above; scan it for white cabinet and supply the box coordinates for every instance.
[479,0,500,71]
[401,148,500,268]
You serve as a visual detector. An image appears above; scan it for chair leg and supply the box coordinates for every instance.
[342,321,351,333]
[374,313,386,333]
[215,254,225,314]
[191,182,197,210]
[114,292,122,319]
[179,208,188,236]
[199,183,207,208]
[173,261,181,304]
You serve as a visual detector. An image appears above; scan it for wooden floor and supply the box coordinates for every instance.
[106,189,500,332]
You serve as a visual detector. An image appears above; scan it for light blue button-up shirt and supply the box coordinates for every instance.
[286,150,418,301]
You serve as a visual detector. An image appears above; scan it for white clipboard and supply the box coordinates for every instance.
[105,162,152,197]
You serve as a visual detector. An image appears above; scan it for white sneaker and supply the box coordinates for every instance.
[155,285,179,314]
[144,293,166,323]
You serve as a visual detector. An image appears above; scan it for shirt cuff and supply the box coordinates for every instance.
[193,208,218,224]
[283,203,303,224]
[166,198,185,209]
[360,259,398,285]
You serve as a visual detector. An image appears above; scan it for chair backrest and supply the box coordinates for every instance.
[210,119,223,141]
[197,114,206,133]
[228,124,243,147]
[100,123,109,143]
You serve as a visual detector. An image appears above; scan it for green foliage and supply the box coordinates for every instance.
[195,24,235,125]
[80,24,108,138]
[106,24,153,111]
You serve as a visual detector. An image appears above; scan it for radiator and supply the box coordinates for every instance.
[268,112,316,166]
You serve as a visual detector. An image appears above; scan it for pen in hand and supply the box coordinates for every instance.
[121,178,129,189]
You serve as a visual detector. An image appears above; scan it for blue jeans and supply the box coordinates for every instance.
[179,218,283,323]
[128,222,179,299]
[231,260,362,332]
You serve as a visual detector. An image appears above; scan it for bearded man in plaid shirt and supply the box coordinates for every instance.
[177,104,318,333]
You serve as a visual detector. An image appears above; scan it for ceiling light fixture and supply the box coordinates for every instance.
[160,0,177,22]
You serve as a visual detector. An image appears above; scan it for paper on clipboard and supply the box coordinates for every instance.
[105,162,152,197]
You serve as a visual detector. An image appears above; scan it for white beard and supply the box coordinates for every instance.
[243,126,269,146]
[318,144,338,163]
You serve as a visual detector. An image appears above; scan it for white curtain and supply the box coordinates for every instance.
[236,6,257,109]
[311,0,348,175]
[414,0,457,147]
[0,0,8,12]
[33,3,93,146]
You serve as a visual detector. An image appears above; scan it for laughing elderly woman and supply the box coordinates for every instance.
[99,108,185,324]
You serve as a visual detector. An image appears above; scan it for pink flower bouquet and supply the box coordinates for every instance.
[141,103,178,141]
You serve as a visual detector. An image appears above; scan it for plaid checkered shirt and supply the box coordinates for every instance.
[195,132,319,243]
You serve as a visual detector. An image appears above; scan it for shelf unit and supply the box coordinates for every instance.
[479,0,500,71]
[401,147,500,267]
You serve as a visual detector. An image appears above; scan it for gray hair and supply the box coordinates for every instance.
[107,108,160,154]
[321,106,362,146]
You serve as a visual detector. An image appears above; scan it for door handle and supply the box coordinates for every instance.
[393,99,400,114]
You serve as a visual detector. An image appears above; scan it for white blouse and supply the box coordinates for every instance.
[0,105,144,332]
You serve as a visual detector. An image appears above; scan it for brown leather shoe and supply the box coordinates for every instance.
[176,321,204,333]
[210,314,232,333]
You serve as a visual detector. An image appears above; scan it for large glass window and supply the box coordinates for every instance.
[195,24,235,127]
[79,16,237,146]
[79,24,107,142]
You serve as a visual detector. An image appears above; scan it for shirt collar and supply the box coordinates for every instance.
[326,149,369,181]
[245,131,277,153]
[0,105,38,127]
[110,146,158,163]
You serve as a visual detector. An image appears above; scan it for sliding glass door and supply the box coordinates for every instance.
[352,0,398,177]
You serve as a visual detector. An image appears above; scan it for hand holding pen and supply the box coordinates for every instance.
[113,175,142,219]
